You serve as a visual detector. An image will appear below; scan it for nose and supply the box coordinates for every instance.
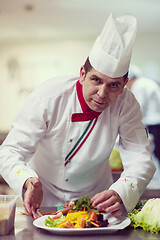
[97,84,107,98]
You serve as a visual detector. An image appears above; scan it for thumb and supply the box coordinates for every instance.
[31,177,40,186]
[32,178,42,188]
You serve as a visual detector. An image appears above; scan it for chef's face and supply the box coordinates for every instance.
[79,66,128,112]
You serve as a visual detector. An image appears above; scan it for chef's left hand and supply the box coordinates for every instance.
[91,190,122,216]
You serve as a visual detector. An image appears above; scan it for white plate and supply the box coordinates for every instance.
[33,215,131,235]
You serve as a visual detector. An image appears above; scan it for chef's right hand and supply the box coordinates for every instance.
[23,177,43,219]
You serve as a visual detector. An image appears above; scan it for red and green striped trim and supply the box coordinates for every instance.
[64,118,97,166]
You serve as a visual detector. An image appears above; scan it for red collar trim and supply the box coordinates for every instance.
[71,80,101,122]
[76,79,91,113]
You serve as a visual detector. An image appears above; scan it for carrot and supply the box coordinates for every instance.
[43,211,57,215]
[20,212,30,216]
[90,221,99,227]
[20,211,57,216]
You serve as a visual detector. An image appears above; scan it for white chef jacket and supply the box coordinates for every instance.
[0,76,155,212]
[131,77,160,126]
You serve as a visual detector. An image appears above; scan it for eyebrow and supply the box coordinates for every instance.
[91,75,102,81]
[91,74,122,85]
[109,81,122,85]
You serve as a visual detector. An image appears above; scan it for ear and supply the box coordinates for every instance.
[79,66,86,84]
[120,77,128,93]
[124,77,128,86]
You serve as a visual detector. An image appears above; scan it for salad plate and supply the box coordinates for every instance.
[33,215,131,235]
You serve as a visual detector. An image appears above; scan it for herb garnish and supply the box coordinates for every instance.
[71,195,92,212]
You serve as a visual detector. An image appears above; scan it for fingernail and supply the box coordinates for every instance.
[105,208,110,213]
[97,205,101,210]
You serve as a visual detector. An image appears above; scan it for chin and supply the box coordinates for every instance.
[89,101,108,112]
[92,106,106,112]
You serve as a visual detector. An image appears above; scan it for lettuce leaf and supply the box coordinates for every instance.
[45,215,66,228]
[128,198,160,233]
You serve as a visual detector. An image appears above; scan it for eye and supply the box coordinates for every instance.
[93,77,99,82]
[111,83,118,88]
[110,82,120,89]
[91,77,101,84]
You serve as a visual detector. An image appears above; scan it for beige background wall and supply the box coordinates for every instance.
[0,33,160,132]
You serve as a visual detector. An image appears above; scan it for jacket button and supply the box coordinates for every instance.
[65,179,68,181]
[69,139,73,142]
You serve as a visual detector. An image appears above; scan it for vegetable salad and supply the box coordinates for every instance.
[45,196,109,229]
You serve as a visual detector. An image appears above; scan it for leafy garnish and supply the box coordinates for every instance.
[45,215,65,228]
[128,198,160,234]
[134,200,147,210]
[127,200,147,223]
[71,195,92,212]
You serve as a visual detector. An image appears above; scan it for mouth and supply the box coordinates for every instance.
[93,100,105,105]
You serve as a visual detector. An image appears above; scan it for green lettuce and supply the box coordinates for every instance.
[45,215,66,228]
[128,198,160,233]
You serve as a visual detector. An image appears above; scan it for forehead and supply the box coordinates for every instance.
[87,68,124,83]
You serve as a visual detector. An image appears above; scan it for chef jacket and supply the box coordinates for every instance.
[0,76,155,212]
[131,77,160,126]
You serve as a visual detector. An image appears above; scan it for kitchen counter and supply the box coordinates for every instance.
[1,189,160,240]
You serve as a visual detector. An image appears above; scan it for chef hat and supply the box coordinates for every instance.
[89,13,137,78]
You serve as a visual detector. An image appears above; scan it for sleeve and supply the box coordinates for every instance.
[109,91,156,212]
[0,89,51,199]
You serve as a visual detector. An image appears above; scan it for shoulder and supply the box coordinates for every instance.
[28,75,79,103]
[111,87,141,119]
[118,87,138,105]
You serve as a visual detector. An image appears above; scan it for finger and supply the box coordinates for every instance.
[91,192,101,203]
[96,194,116,209]
[36,209,43,217]
[31,208,43,219]
[31,206,38,219]
[110,208,122,217]
[31,177,40,187]
[23,202,32,215]
[91,191,110,207]
[91,192,104,206]
[23,190,32,215]
[105,201,121,213]
[32,210,38,219]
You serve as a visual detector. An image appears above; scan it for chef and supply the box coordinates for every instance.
[0,13,155,219]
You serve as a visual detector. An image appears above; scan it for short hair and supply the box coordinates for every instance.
[83,57,93,74]
[84,57,128,81]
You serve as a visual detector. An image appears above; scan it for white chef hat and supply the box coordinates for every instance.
[89,13,137,78]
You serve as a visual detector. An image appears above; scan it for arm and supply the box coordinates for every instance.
[0,89,49,204]
[92,90,155,213]
[109,91,156,212]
